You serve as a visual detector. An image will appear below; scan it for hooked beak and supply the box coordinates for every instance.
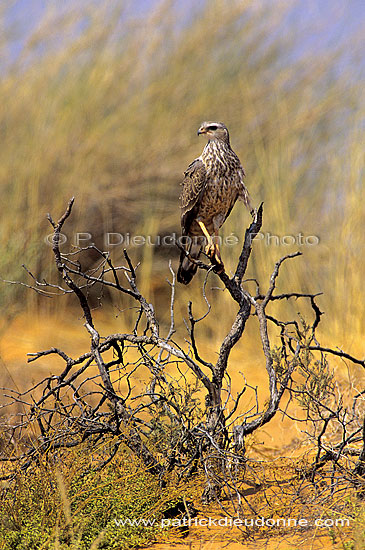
[197,126,207,136]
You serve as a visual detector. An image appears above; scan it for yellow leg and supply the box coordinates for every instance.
[197,220,214,257]
[214,232,223,264]
[197,221,223,267]
[197,220,212,243]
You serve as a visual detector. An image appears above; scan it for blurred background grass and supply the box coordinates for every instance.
[0,0,364,384]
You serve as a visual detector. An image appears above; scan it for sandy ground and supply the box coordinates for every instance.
[1,314,358,549]
[141,528,347,550]
[0,312,313,452]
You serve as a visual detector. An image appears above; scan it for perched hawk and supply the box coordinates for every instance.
[177,121,252,285]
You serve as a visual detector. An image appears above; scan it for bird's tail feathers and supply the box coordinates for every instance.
[177,242,202,285]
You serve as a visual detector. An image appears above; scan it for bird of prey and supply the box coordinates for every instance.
[177,121,252,285]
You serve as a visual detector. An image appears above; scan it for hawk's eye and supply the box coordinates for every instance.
[208,125,218,131]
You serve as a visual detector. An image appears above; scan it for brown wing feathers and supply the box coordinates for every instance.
[177,160,206,284]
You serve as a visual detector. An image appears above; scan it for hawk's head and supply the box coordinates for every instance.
[197,121,230,144]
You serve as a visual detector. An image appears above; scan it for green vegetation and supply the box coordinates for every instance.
[0,442,184,550]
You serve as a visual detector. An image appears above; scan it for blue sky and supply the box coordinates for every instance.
[2,0,364,71]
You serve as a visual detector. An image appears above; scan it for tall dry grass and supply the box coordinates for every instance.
[0,0,363,352]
